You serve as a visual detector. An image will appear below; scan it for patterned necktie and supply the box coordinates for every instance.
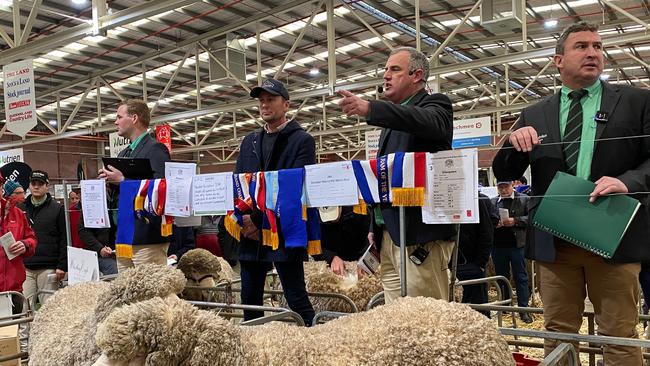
[122,147,132,158]
[563,89,588,175]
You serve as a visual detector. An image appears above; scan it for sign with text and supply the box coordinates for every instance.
[452,116,491,149]
[192,173,233,216]
[365,130,381,159]
[109,132,130,157]
[3,59,37,137]
[304,161,359,207]
[67,247,100,285]
[0,148,23,167]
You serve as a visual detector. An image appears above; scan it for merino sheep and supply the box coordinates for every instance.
[95,295,514,366]
[28,264,186,366]
[279,261,382,313]
[176,248,238,303]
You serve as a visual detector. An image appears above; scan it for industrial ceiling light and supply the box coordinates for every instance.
[600,74,610,81]
[72,0,87,4]
[48,120,57,126]
[309,68,320,76]
[544,19,558,28]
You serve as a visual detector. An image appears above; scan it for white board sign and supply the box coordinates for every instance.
[304,161,359,207]
[67,247,100,285]
[452,116,491,149]
[53,184,74,199]
[192,172,233,216]
[0,148,23,167]
[3,59,37,137]
[422,148,479,224]
[365,130,381,159]
[109,132,130,157]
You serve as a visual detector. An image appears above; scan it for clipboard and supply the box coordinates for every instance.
[102,157,154,180]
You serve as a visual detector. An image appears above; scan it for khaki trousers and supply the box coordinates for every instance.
[380,230,454,304]
[22,268,58,306]
[539,243,641,366]
[116,243,170,273]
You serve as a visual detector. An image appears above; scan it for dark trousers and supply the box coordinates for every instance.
[240,260,315,326]
[11,293,23,314]
[492,246,529,307]
[456,262,490,317]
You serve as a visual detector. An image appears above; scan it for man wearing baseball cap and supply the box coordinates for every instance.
[234,78,316,325]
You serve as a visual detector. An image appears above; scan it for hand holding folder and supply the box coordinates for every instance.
[532,172,640,259]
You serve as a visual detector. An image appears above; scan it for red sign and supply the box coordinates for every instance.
[156,124,172,153]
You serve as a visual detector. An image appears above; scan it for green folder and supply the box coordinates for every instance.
[532,171,640,259]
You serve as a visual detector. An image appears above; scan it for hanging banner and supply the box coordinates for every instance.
[109,132,130,158]
[452,116,491,149]
[3,59,37,137]
[365,130,381,159]
[0,148,23,167]
[156,124,172,153]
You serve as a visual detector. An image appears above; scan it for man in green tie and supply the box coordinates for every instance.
[493,22,650,365]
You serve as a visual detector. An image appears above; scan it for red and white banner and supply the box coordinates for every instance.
[156,124,172,153]
[3,60,37,137]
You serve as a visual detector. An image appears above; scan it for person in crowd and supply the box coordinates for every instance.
[337,46,455,302]
[490,181,532,323]
[167,225,196,263]
[216,216,239,268]
[0,179,37,314]
[315,206,370,276]
[77,196,118,276]
[234,78,315,325]
[20,170,67,306]
[195,215,224,257]
[98,99,171,270]
[455,192,493,317]
[492,22,650,364]
[68,190,83,249]
[513,176,531,195]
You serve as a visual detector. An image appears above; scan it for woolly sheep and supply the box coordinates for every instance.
[176,248,238,303]
[28,264,186,366]
[95,295,514,366]
[280,261,382,313]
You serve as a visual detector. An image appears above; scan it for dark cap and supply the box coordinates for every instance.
[30,170,49,184]
[250,78,290,100]
[496,180,512,186]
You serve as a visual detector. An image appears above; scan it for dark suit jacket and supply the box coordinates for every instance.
[118,133,172,245]
[490,192,529,249]
[235,120,316,262]
[368,88,456,247]
[492,82,650,263]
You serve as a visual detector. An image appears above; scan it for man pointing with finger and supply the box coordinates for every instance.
[493,22,650,365]
[338,46,456,303]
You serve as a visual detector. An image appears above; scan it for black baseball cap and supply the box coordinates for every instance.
[30,170,49,184]
[250,78,290,100]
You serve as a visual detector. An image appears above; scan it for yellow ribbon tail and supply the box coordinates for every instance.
[134,195,145,211]
[115,244,133,259]
[307,240,322,256]
[225,215,241,241]
[353,200,368,215]
[391,187,425,207]
[302,205,308,221]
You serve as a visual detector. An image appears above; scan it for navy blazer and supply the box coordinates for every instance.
[369,88,456,247]
[235,120,316,262]
[493,82,650,263]
[118,133,172,245]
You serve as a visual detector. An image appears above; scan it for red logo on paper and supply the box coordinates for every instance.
[466,210,472,217]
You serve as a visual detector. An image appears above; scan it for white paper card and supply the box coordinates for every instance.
[0,294,12,318]
[422,148,479,224]
[357,244,381,275]
[304,161,359,208]
[81,180,110,228]
[67,247,100,285]
[0,231,17,260]
[191,173,234,216]
[164,162,196,217]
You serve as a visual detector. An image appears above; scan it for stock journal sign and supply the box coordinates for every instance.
[3,59,37,138]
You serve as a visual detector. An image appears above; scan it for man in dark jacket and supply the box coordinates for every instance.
[235,78,315,325]
[490,181,532,323]
[315,207,370,276]
[99,99,171,271]
[455,192,493,317]
[21,170,67,306]
[338,47,455,302]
